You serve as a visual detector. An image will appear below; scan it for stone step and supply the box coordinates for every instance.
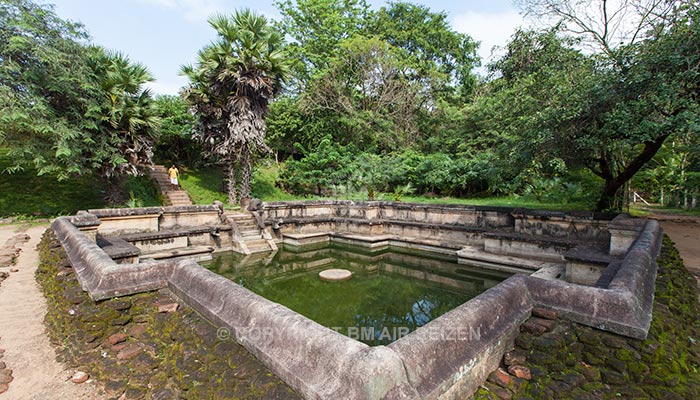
[143,245,214,260]
[247,244,272,253]
[229,213,254,221]
[457,245,562,274]
[237,222,257,228]
[238,224,257,229]
[246,239,269,247]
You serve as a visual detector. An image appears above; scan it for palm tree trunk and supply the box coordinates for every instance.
[226,156,238,205]
[239,147,252,204]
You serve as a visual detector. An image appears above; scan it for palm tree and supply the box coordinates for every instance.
[181,9,290,206]
[89,49,160,203]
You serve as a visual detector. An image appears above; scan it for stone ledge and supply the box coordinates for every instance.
[115,225,230,242]
[524,220,661,340]
[96,235,140,260]
[87,207,164,218]
[166,259,417,400]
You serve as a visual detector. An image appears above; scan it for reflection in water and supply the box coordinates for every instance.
[202,243,510,345]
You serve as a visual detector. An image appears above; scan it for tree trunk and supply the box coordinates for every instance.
[103,174,127,206]
[595,133,670,211]
[226,156,238,205]
[239,147,252,202]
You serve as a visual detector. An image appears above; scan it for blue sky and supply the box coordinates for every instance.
[50,0,527,95]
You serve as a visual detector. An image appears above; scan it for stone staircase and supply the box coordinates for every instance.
[150,165,193,206]
[228,212,277,254]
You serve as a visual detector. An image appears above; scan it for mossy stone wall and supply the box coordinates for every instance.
[474,236,700,400]
[37,230,300,400]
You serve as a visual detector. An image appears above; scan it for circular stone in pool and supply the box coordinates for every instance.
[319,269,352,282]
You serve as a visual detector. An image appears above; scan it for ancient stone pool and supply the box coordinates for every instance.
[202,243,509,345]
[52,200,662,399]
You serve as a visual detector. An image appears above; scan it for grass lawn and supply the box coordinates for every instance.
[179,164,594,212]
[629,203,700,217]
[179,164,298,207]
[0,152,161,218]
[0,157,106,217]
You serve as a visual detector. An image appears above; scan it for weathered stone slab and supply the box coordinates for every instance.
[389,275,532,399]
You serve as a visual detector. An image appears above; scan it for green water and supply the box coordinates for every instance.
[202,243,509,345]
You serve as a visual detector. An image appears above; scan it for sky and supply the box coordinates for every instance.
[49,0,528,95]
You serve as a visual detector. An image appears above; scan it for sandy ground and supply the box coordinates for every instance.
[0,224,98,399]
[647,213,700,279]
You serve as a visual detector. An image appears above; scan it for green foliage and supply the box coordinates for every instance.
[476,2,700,211]
[180,164,295,205]
[367,2,478,100]
[250,163,297,200]
[178,167,227,205]
[274,0,369,85]
[122,175,162,207]
[1,0,159,205]
[153,95,201,167]
[280,137,355,195]
[0,0,98,178]
[392,183,415,202]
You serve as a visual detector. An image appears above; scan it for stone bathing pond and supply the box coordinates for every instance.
[203,243,509,346]
[52,200,661,399]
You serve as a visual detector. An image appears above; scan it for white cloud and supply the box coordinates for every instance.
[141,0,229,23]
[451,10,528,72]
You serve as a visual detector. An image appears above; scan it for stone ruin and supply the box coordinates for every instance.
[51,201,661,399]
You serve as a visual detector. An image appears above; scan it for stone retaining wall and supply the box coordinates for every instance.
[51,201,661,399]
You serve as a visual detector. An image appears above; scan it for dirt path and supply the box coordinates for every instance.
[648,213,700,279]
[0,224,98,399]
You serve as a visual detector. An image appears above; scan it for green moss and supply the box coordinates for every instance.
[510,235,700,399]
[35,229,300,399]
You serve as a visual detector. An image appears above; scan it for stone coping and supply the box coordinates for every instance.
[87,204,221,218]
[564,247,617,265]
[51,203,660,399]
[264,200,617,221]
[270,216,490,233]
[96,235,140,259]
[283,231,474,253]
[116,224,231,242]
[481,230,579,247]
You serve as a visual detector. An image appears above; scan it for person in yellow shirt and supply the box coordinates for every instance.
[168,165,180,190]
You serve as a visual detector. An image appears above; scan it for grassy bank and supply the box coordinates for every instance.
[178,164,297,206]
[0,153,161,218]
[179,165,591,211]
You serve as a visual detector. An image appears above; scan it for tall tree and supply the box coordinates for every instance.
[153,95,199,166]
[502,0,700,210]
[1,0,159,203]
[275,0,368,88]
[182,10,291,205]
[88,50,160,202]
[0,0,97,178]
[366,2,479,101]
[302,36,421,151]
